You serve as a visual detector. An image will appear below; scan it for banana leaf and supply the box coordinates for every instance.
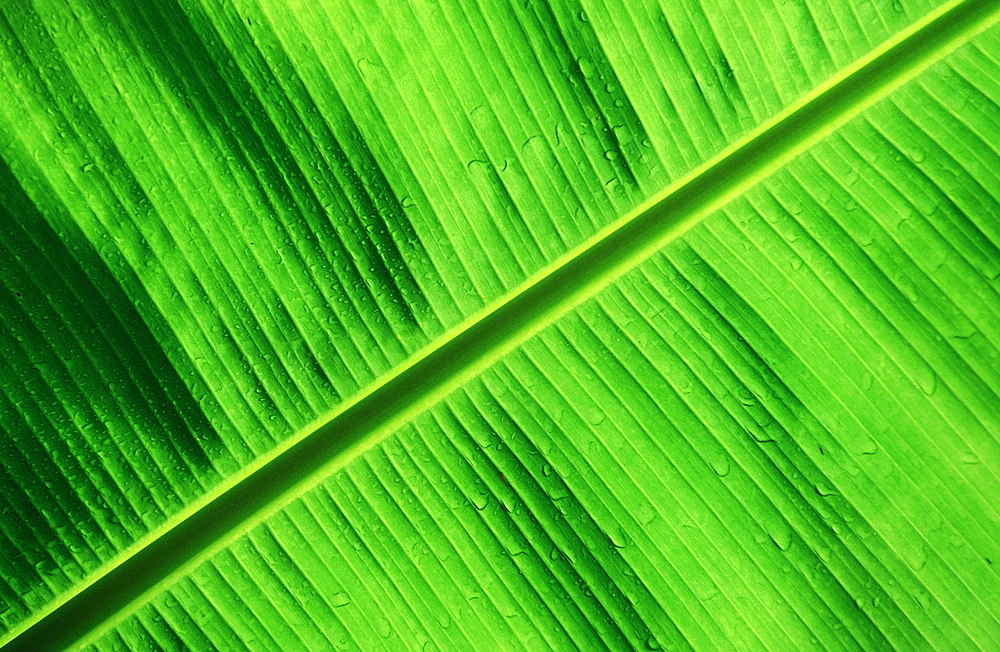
[1,0,998,649]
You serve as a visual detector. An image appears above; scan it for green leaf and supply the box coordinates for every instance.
[2,0,998,649]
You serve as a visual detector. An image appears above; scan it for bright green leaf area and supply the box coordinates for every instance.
[1,0,998,649]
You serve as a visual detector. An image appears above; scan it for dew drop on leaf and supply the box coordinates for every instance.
[960,450,980,465]
[768,520,793,552]
[914,363,937,395]
[609,526,633,549]
[904,542,928,571]
[710,456,731,477]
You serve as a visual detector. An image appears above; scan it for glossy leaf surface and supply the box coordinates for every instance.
[1,0,998,649]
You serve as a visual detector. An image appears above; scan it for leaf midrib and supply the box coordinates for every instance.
[6,0,999,649]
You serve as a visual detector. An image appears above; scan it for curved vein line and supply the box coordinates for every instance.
[5,0,998,648]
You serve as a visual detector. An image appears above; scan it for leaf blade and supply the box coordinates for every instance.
[4,0,998,648]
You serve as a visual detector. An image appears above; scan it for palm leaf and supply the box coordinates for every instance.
[1,0,998,649]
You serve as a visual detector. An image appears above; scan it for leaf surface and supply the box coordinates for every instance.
[1,0,998,649]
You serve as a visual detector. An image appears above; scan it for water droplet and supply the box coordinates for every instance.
[541,463,553,477]
[749,425,776,443]
[609,526,633,549]
[914,360,937,395]
[586,409,606,426]
[710,456,731,477]
[645,636,661,650]
[815,483,836,497]
[471,493,489,510]
[698,584,720,601]
[576,56,595,79]
[961,451,980,465]
[81,162,95,173]
[332,591,351,607]
[637,502,658,525]
[857,435,879,456]
[904,542,927,571]
[768,521,793,551]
